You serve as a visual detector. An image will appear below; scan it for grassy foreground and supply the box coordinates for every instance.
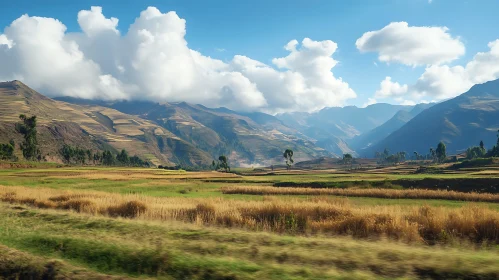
[1,204,499,280]
[0,166,498,279]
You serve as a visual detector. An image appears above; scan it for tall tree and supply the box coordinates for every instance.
[436,142,447,162]
[343,153,353,168]
[15,114,41,161]
[116,149,130,165]
[218,155,229,172]
[283,149,294,170]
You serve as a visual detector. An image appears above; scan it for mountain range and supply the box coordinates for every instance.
[2,78,499,166]
[0,81,330,166]
[362,79,499,157]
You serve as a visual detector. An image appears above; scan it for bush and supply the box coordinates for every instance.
[107,201,147,218]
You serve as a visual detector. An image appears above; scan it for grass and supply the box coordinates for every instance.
[1,166,499,278]
[1,205,498,279]
[1,184,499,244]
[222,185,499,202]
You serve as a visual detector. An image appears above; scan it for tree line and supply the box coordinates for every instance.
[374,142,447,164]
[465,130,499,160]
[61,145,149,167]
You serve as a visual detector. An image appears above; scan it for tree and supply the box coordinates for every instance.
[212,160,216,170]
[383,148,390,159]
[436,142,446,162]
[480,140,485,150]
[343,153,353,169]
[283,149,294,170]
[93,153,101,164]
[0,142,15,160]
[218,155,229,172]
[343,153,353,164]
[61,144,75,164]
[86,150,92,162]
[102,150,115,166]
[15,114,41,161]
[116,149,130,165]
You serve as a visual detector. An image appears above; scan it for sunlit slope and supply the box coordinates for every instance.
[0,81,211,166]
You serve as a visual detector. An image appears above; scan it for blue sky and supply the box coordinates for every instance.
[1,0,499,111]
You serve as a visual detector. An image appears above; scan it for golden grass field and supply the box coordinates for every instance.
[0,166,499,279]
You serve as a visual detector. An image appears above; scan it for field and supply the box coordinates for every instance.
[1,165,499,279]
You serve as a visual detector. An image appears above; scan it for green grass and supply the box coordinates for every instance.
[1,205,498,279]
[1,166,499,278]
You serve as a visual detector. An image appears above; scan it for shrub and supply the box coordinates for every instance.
[107,201,147,218]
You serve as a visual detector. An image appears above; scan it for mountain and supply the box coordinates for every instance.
[277,103,413,154]
[0,81,212,166]
[362,79,499,157]
[53,97,331,166]
[349,103,434,152]
[105,100,332,166]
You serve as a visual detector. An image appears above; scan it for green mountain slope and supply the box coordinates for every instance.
[0,81,211,166]
[362,79,499,156]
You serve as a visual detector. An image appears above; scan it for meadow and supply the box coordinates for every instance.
[0,165,499,279]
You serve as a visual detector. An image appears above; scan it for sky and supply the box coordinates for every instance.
[1,0,499,113]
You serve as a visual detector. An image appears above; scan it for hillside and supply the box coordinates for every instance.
[362,79,499,156]
[276,103,413,154]
[0,81,211,166]
[54,96,332,166]
[350,103,434,152]
[106,101,332,166]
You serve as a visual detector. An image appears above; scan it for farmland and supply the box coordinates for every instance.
[0,165,499,279]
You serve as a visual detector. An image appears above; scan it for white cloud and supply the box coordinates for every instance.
[0,6,356,113]
[375,77,408,98]
[0,34,13,48]
[356,22,465,66]
[372,39,499,104]
[428,0,433,3]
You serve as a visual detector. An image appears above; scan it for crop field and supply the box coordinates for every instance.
[0,165,499,279]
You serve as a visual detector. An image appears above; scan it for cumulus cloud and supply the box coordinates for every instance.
[372,39,499,104]
[375,77,408,98]
[356,22,465,66]
[0,6,356,113]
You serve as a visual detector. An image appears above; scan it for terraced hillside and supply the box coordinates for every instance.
[57,98,333,166]
[0,81,211,166]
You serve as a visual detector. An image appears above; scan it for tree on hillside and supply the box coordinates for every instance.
[0,142,15,161]
[102,150,115,166]
[283,149,294,170]
[86,150,92,162]
[61,144,75,164]
[436,142,446,162]
[116,149,130,165]
[93,153,101,165]
[15,114,41,161]
[218,155,229,172]
[211,160,216,170]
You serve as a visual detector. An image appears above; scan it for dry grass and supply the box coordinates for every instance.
[1,185,498,245]
[221,185,499,203]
